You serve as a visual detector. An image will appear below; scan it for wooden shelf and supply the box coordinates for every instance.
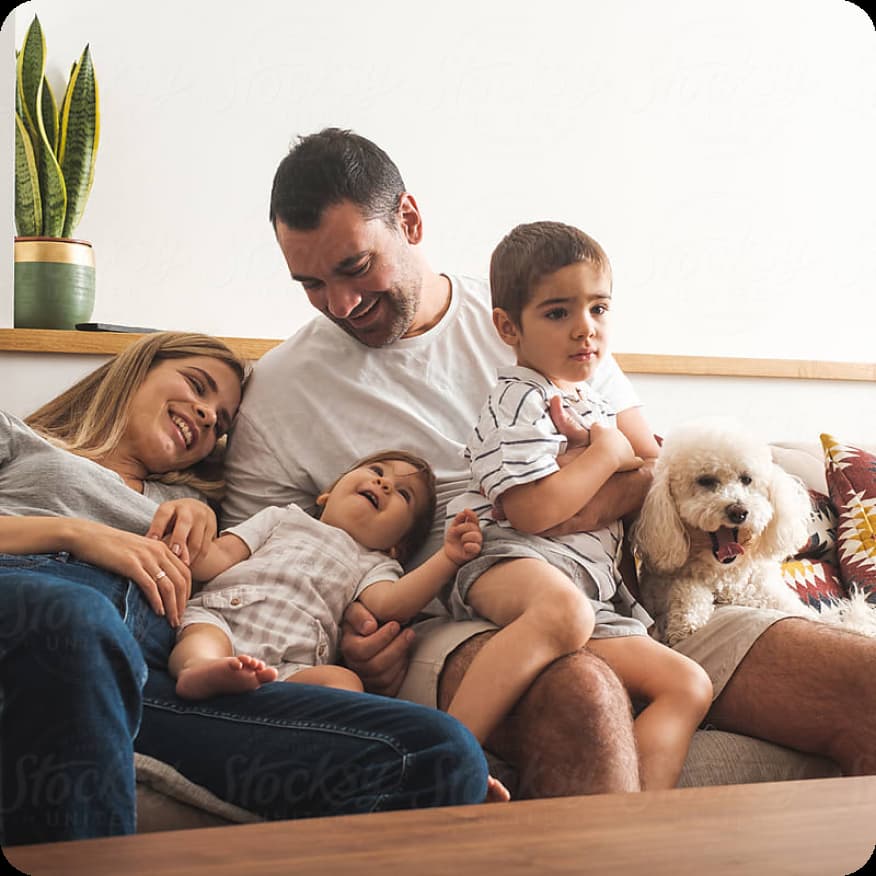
[0,329,279,361]
[0,329,873,382]
[616,352,876,382]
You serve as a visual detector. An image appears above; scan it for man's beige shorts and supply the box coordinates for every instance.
[396,617,497,707]
[672,605,789,698]
[396,606,789,708]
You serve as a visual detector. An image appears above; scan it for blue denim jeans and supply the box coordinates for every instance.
[0,553,147,845]
[0,554,488,846]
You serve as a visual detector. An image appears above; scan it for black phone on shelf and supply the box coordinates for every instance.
[75,323,160,333]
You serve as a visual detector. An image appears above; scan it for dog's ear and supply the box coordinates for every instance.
[631,465,690,572]
[758,464,813,560]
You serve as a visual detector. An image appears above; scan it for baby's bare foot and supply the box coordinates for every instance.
[175,655,279,700]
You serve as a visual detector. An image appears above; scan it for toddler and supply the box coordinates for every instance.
[442,221,713,790]
[170,450,482,698]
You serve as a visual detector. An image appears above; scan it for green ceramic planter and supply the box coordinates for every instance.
[14,237,95,329]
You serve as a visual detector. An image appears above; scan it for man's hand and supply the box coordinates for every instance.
[339,601,415,697]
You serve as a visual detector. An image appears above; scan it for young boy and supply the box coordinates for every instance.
[443,221,713,790]
[169,450,482,698]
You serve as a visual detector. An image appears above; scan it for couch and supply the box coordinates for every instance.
[134,440,857,832]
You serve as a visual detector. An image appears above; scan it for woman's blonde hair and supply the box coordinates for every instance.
[26,332,248,501]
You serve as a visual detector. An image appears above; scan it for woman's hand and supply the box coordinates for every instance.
[146,499,217,566]
[68,519,192,627]
[339,601,415,697]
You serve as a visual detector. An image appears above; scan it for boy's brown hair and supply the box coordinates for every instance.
[489,221,611,326]
[324,449,437,564]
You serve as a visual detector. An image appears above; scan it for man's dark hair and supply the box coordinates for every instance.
[269,128,406,230]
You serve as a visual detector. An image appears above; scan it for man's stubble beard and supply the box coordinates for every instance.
[332,275,423,349]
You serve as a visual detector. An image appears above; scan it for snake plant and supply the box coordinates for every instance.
[14,15,100,238]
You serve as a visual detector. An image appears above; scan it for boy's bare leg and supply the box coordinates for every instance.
[707,617,876,775]
[439,634,641,797]
[485,775,511,802]
[170,623,279,699]
[286,664,365,692]
[449,558,595,743]
[588,636,712,789]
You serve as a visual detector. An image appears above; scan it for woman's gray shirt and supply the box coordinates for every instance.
[1,410,203,537]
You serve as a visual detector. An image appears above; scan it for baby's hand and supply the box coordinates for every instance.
[589,423,643,472]
[445,509,482,566]
[147,498,217,566]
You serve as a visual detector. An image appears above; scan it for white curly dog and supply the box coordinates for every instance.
[631,420,876,646]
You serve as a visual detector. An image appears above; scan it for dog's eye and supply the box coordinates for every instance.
[696,476,719,489]
[739,474,752,485]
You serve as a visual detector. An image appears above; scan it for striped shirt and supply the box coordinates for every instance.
[447,366,649,624]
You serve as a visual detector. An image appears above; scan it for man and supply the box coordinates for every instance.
[223,127,660,796]
[223,127,876,794]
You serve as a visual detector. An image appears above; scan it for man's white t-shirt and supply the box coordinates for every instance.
[222,274,640,570]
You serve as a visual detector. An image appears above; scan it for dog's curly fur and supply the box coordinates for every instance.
[631,420,875,646]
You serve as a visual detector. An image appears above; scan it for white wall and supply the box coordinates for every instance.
[3,0,875,353]
[1,0,874,442]
[3,351,101,414]
[633,374,870,446]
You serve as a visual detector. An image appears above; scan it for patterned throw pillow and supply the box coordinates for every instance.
[821,434,876,601]
[794,489,839,563]
[781,488,844,611]
[781,558,846,610]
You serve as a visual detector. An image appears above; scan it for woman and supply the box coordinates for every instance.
[0,333,487,846]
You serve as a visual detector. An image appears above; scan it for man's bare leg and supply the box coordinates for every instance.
[708,617,876,775]
[439,632,640,797]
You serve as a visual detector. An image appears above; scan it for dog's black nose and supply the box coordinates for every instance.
[726,504,748,524]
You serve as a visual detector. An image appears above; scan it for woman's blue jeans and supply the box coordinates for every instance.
[0,554,488,846]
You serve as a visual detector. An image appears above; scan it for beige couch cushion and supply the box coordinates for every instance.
[135,754,260,830]
[677,730,840,787]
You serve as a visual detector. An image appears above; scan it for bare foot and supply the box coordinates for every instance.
[175,655,279,700]
[485,774,511,803]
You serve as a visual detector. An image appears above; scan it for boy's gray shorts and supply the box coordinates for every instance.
[445,532,648,640]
